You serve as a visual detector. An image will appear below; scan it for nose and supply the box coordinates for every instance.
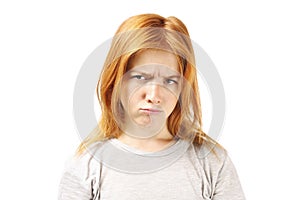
[145,84,162,104]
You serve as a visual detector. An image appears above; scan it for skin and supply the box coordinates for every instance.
[118,49,181,152]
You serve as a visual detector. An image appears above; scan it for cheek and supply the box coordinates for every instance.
[170,97,179,108]
[120,87,130,109]
[164,94,179,113]
[120,84,144,107]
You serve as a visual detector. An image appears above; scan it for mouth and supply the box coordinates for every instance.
[139,108,163,114]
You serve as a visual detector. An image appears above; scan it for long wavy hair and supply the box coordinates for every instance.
[77,13,216,154]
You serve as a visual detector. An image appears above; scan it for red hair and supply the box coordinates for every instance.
[77,13,216,154]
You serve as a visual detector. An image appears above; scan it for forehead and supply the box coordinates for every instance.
[128,49,179,72]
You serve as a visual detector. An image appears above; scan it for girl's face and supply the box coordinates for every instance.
[118,49,181,138]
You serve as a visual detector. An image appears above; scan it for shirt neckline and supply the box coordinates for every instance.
[109,137,182,156]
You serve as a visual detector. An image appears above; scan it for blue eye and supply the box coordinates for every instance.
[165,79,178,85]
[132,75,146,80]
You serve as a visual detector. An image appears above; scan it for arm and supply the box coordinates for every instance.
[212,153,245,200]
[58,153,100,200]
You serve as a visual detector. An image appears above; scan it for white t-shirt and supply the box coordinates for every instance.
[58,139,245,200]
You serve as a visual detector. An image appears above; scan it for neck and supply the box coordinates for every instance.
[117,126,176,152]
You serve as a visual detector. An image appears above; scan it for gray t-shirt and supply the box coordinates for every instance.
[58,139,245,200]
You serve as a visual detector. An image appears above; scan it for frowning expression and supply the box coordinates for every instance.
[118,49,182,137]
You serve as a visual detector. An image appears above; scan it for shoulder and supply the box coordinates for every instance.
[67,141,104,174]
[192,141,228,166]
[190,141,245,199]
[189,140,238,178]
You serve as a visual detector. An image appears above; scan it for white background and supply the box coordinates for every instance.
[1,0,299,199]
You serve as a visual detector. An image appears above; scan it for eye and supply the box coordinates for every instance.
[165,79,178,85]
[131,75,146,80]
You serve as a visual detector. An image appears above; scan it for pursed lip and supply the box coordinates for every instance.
[139,108,163,114]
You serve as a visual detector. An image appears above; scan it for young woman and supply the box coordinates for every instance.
[59,13,245,200]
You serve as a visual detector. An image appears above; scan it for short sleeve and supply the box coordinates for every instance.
[58,150,101,200]
[212,152,245,200]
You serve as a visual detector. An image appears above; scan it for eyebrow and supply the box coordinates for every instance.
[129,71,152,78]
[166,75,181,79]
[130,70,181,78]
